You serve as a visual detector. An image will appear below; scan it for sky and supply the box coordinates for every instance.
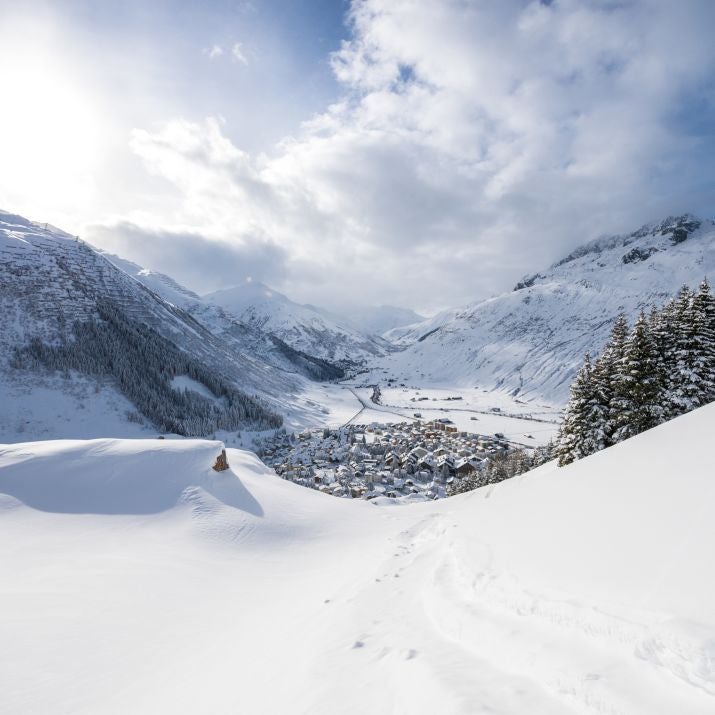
[1,0,714,313]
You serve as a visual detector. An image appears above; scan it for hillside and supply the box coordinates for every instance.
[374,215,715,404]
[101,253,349,380]
[0,211,296,437]
[1,403,713,714]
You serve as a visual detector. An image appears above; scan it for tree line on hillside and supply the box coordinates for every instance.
[269,336,345,381]
[556,279,715,466]
[12,300,283,436]
[449,279,714,497]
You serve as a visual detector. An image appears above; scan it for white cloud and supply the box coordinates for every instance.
[119,0,715,311]
[89,220,288,295]
[202,42,248,65]
[231,42,248,65]
[204,44,224,60]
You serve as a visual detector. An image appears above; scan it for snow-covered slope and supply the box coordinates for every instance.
[0,211,299,434]
[372,215,715,403]
[204,282,391,365]
[101,252,349,380]
[1,404,714,714]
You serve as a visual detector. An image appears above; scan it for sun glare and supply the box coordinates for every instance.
[0,53,100,218]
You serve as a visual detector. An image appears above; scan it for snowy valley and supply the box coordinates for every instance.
[4,210,713,449]
[0,211,405,441]
[4,3,715,712]
[1,404,714,714]
[1,208,715,714]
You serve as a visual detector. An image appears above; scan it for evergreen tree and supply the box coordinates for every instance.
[580,355,612,452]
[648,302,675,417]
[554,283,714,468]
[531,439,555,467]
[601,314,629,445]
[669,286,698,413]
[447,471,482,496]
[557,353,599,466]
[690,278,715,404]
[612,312,662,441]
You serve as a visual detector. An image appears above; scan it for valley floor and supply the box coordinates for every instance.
[1,404,714,714]
[0,373,560,449]
[283,382,560,448]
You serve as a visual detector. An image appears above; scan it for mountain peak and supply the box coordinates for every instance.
[204,281,288,308]
[204,281,390,364]
[548,214,709,274]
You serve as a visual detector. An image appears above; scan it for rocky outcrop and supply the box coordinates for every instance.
[622,246,659,264]
[212,449,229,472]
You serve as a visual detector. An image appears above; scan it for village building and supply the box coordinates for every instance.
[256,419,524,502]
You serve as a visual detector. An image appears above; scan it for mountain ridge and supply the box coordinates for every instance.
[370,214,715,404]
[203,282,393,366]
[0,211,300,436]
[100,253,349,380]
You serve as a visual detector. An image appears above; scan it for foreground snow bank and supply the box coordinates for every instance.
[1,405,714,714]
[450,401,715,619]
[432,402,715,712]
[0,438,263,515]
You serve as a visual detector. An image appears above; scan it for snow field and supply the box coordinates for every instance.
[0,402,714,713]
[0,372,153,443]
[345,385,560,445]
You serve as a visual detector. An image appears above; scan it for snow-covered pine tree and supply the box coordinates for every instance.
[483,455,506,485]
[514,449,533,474]
[668,285,698,413]
[531,439,555,467]
[557,353,599,466]
[690,278,715,404]
[556,283,714,468]
[612,311,662,441]
[648,302,676,418]
[583,354,613,451]
[600,314,630,446]
[447,471,482,495]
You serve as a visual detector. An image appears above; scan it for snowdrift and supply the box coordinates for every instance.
[0,438,262,515]
[1,405,714,714]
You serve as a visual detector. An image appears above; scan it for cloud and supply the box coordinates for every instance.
[231,42,248,65]
[122,0,715,311]
[87,221,288,296]
[204,44,224,60]
[202,42,248,65]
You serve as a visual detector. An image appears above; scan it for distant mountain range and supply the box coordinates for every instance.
[369,215,715,404]
[0,210,420,439]
[203,282,393,366]
[100,255,352,381]
[3,209,713,438]
[0,211,307,433]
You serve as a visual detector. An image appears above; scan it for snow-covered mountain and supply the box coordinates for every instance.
[370,215,715,404]
[100,253,349,381]
[0,211,301,436]
[2,403,713,714]
[204,282,391,365]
